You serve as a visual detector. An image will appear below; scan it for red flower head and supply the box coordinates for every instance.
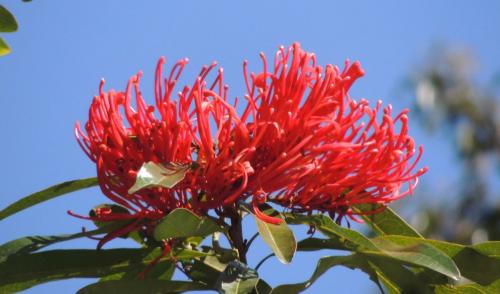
[239,43,427,223]
[75,43,427,246]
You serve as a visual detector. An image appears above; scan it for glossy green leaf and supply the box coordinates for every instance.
[0,5,18,32]
[369,238,461,281]
[128,162,189,194]
[254,208,296,264]
[153,208,222,241]
[271,254,383,294]
[0,37,10,56]
[374,236,500,286]
[0,247,206,292]
[285,213,378,251]
[218,261,259,294]
[353,203,422,238]
[77,280,209,294]
[0,177,98,221]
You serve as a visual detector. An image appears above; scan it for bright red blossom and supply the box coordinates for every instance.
[75,43,427,245]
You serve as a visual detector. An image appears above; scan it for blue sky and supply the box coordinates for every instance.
[1,1,499,293]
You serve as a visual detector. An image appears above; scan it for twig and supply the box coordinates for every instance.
[255,253,274,271]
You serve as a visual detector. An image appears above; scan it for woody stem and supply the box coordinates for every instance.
[228,209,247,264]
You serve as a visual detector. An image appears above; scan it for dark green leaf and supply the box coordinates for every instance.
[254,211,296,264]
[99,260,175,281]
[0,227,110,263]
[0,5,18,32]
[0,177,98,221]
[217,261,259,294]
[0,37,10,56]
[353,203,422,238]
[296,237,349,252]
[77,280,210,294]
[185,259,223,287]
[254,279,272,294]
[271,254,382,294]
[153,208,222,241]
[128,162,189,194]
[285,213,378,251]
[0,247,205,292]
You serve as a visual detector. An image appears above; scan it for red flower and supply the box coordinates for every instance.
[75,43,427,246]
[238,43,427,223]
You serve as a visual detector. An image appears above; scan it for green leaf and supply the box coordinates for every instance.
[0,177,98,221]
[88,204,143,242]
[285,213,378,251]
[0,227,110,263]
[77,280,209,294]
[253,207,296,264]
[296,237,349,252]
[99,260,175,281]
[217,260,259,294]
[185,259,223,287]
[374,236,500,286]
[153,208,222,241]
[0,5,18,32]
[271,254,383,294]
[369,237,461,281]
[0,37,10,56]
[255,279,273,294]
[128,162,189,194]
[0,247,205,292]
[352,203,422,238]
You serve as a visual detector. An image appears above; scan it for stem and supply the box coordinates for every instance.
[255,253,274,271]
[245,232,259,250]
[228,209,247,264]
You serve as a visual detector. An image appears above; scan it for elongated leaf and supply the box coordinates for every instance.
[0,177,98,221]
[285,214,377,251]
[434,280,500,294]
[153,208,222,241]
[296,237,348,252]
[128,162,189,194]
[0,227,110,263]
[353,203,422,238]
[271,254,383,294]
[0,37,10,56]
[365,256,434,294]
[77,280,209,294]
[0,5,18,32]
[368,239,461,280]
[374,236,500,286]
[254,213,296,264]
[287,214,462,283]
[0,247,207,292]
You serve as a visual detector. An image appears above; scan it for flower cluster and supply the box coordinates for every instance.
[75,43,427,245]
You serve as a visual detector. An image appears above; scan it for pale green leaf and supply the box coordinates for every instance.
[254,207,296,264]
[128,162,189,194]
